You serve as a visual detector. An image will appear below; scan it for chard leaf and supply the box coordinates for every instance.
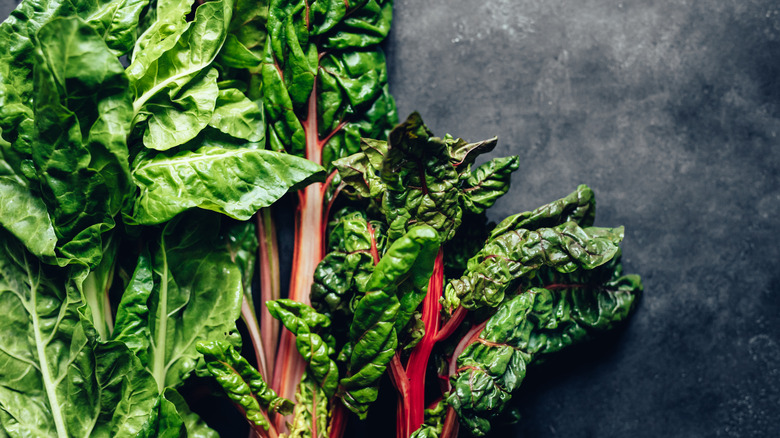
[0,162,57,259]
[410,398,448,438]
[197,340,293,430]
[380,113,463,242]
[340,225,439,418]
[209,88,265,142]
[260,0,397,160]
[461,155,521,215]
[332,138,388,198]
[216,0,269,69]
[489,184,596,237]
[83,0,152,55]
[29,16,134,268]
[267,300,339,397]
[285,373,329,438]
[142,389,220,438]
[0,0,146,160]
[130,145,325,224]
[448,272,641,436]
[447,221,624,309]
[445,135,498,169]
[112,212,243,391]
[225,219,259,298]
[129,0,234,150]
[378,113,511,244]
[311,208,385,321]
[0,230,157,437]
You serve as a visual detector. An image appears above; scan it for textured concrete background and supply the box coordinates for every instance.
[385,0,780,437]
[2,0,779,436]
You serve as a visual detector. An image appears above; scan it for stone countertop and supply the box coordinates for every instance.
[383,1,780,437]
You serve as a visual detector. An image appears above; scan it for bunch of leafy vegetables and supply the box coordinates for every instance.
[0,0,641,437]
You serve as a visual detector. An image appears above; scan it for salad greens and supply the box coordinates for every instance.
[0,0,642,437]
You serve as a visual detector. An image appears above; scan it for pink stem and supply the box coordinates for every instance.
[405,249,444,435]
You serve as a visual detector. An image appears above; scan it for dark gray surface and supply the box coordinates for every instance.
[386,0,780,437]
[2,0,778,436]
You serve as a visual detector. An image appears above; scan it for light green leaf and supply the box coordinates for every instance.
[0,231,157,437]
[112,213,243,392]
[131,145,325,224]
[129,0,234,150]
[209,88,265,142]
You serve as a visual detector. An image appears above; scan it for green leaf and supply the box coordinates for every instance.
[130,145,324,224]
[380,113,504,243]
[489,184,596,238]
[410,398,448,438]
[141,389,220,438]
[224,219,259,299]
[83,0,152,55]
[0,0,146,160]
[129,0,234,150]
[285,373,329,438]
[0,172,57,259]
[332,138,388,198]
[447,221,624,309]
[311,208,385,321]
[30,16,135,268]
[448,272,641,436]
[267,300,339,397]
[112,212,243,392]
[209,88,265,142]
[339,225,439,418]
[197,340,293,430]
[216,0,269,70]
[259,0,397,160]
[461,155,521,215]
[0,230,157,437]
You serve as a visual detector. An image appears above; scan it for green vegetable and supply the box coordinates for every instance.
[197,341,293,431]
[0,1,642,437]
[0,230,157,437]
[340,225,439,418]
[448,266,641,435]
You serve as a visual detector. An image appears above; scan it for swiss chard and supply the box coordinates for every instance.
[0,1,641,437]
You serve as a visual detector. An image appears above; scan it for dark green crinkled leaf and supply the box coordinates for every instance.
[410,398,448,438]
[448,271,641,436]
[444,135,498,169]
[311,208,386,321]
[267,299,339,398]
[260,0,397,160]
[340,225,439,418]
[489,184,596,238]
[447,221,624,309]
[128,0,234,150]
[197,340,293,430]
[0,230,158,437]
[461,155,521,215]
[332,138,388,198]
[130,145,325,224]
[380,113,462,242]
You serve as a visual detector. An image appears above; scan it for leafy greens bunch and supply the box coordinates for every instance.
[0,0,641,437]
